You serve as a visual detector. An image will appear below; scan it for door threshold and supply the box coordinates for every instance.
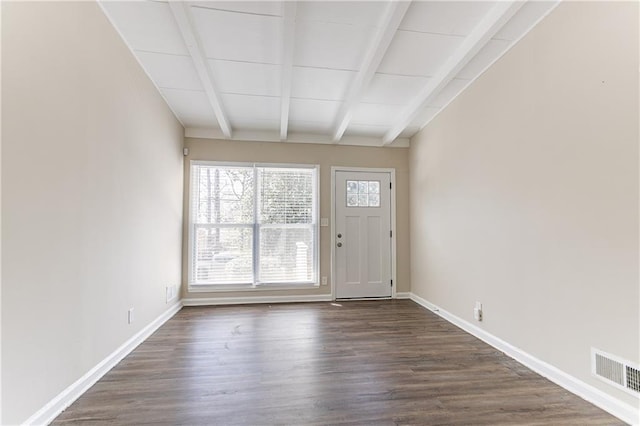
[335,297,392,301]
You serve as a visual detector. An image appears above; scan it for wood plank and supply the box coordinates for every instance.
[53,300,623,425]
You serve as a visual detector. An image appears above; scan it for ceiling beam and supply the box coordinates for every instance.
[169,1,232,138]
[184,127,410,147]
[331,0,412,143]
[382,1,523,145]
[280,2,297,141]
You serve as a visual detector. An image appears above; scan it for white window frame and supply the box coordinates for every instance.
[188,160,320,292]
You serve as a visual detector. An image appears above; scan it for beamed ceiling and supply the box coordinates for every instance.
[100,0,559,147]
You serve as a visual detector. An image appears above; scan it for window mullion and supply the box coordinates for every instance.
[253,165,260,286]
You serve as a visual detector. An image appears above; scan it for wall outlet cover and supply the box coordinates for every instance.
[474,302,483,321]
[166,285,177,303]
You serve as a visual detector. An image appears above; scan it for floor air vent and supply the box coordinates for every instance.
[627,365,640,393]
[592,348,640,396]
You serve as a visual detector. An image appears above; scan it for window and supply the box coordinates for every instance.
[189,162,319,288]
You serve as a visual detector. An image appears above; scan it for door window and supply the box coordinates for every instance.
[346,180,380,207]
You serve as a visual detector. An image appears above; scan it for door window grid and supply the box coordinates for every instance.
[346,180,380,207]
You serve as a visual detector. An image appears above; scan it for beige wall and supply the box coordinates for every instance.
[183,138,410,299]
[410,1,639,410]
[1,2,184,423]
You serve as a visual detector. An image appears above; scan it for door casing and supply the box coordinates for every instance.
[331,166,397,300]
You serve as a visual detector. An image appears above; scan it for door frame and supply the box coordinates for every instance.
[330,167,397,300]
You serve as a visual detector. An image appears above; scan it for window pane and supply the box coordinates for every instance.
[193,226,253,284]
[259,226,314,282]
[346,180,382,208]
[195,166,254,224]
[259,168,313,224]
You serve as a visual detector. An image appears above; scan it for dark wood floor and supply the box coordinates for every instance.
[54,300,622,425]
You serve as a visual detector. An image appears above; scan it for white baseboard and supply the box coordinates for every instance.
[182,293,333,306]
[396,292,411,299]
[409,293,639,425]
[24,301,183,426]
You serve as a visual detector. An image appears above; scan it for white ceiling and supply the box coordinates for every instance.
[100,0,558,147]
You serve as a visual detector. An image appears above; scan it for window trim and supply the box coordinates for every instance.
[187,160,320,292]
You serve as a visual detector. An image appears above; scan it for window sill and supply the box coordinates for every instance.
[187,283,320,293]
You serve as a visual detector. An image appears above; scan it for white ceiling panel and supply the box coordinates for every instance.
[457,38,511,80]
[428,78,470,108]
[190,1,282,17]
[361,73,429,105]
[160,88,218,128]
[377,31,464,76]
[223,93,280,123]
[351,103,404,126]
[192,6,282,64]
[230,118,280,132]
[400,1,496,36]
[288,120,333,135]
[493,1,558,41]
[209,60,280,96]
[296,1,388,26]
[136,51,202,91]
[101,1,188,55]
[291,67,355,101]
[288,98,342,124]
[293,21,373,70]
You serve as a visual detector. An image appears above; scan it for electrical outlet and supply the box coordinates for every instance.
[321,276,328,286]
[128,308,134,324]
[474,302,483,322]
[166,285,177,303]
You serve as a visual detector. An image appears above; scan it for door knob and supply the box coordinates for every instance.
[337,242,343,247]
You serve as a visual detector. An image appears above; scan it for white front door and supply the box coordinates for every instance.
[335,171,392,299]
